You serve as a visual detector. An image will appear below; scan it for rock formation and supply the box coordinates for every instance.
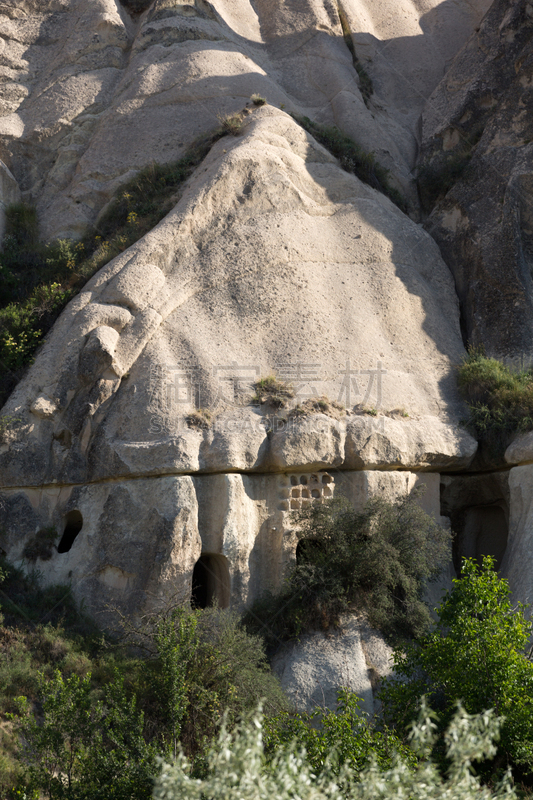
[3,0,533,709]
[420,0,533,359]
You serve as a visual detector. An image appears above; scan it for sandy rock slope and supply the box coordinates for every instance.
[0,0,490,238]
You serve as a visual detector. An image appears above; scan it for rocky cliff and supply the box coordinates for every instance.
[2,0,532,708]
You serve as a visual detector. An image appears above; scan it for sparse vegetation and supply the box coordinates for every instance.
[185,409,212,430]
[0,126,233,407]
[250,94,267,107]
[218,112,245,136]
[251,375,295,409]
[353,404,378,416]
[457,347,533,454]
[293,115,407,211]
[21,527,58,563]
[243,492,451,649]
[288,396,345,420]
[384,407,409,419]
[0,415,21,442]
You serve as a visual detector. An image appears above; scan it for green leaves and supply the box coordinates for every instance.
[244,492,451,646]
[457,348,533,454]
[380,556,533,777]
[151,610,199,759]
[264,688,416,780]
[21,669,156,800]
[153,703,517,800]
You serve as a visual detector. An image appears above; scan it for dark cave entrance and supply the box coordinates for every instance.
[441,475,509,575]
[57,510,83,554]
[453,502,508,573]
[191,554,231,609]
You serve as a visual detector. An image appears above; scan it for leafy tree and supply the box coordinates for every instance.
[21,670,156,799]
[137,607,286,762]
[151,609,199,759]
[244,492,451,646]
[379,556,533,777]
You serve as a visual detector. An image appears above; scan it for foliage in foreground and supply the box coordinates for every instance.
[263,688,416,777]
[154,702,516,800]
[293,115,407,211]
[380,556,533,779]
[457,347,533,455]
[0,562,285,799]
[21,670,156,800]
[244,492,451,648]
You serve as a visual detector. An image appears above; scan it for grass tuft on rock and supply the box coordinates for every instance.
[457,347,533,454]
[294,115,407,212]
[251,375,295,409]
[288,396,345,420]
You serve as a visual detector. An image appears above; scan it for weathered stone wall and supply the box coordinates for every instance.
[0,468,444,626]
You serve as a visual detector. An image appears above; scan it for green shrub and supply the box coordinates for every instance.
[153,702,516,800]
[22,527,58,563]
[130,607,286,763]
[457,347,533,454]
[293,115,406,211]
[243,492,451,648]
[20,670,157,800]
[379,556,533,780]
[0,562,286,796]
[264,688,416,778]
[0,557,95,633]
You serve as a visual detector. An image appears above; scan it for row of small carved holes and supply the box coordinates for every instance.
[278,474,333,511]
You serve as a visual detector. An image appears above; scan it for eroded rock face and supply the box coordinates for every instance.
[0,0,497,626]
[272,615,393,716]
[0,110,476,490]
[0,469,444,624]
[0,0,490,238]
[420,0,533,359]
[502,464,533,607]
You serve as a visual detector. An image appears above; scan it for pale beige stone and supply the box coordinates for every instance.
[101,262,166,312]
[29,394,57,420]
[0,469,451,625]
[0,0,490,239]
[272,615,391,715]
[0,112,476,487]
[505,432,533,466]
